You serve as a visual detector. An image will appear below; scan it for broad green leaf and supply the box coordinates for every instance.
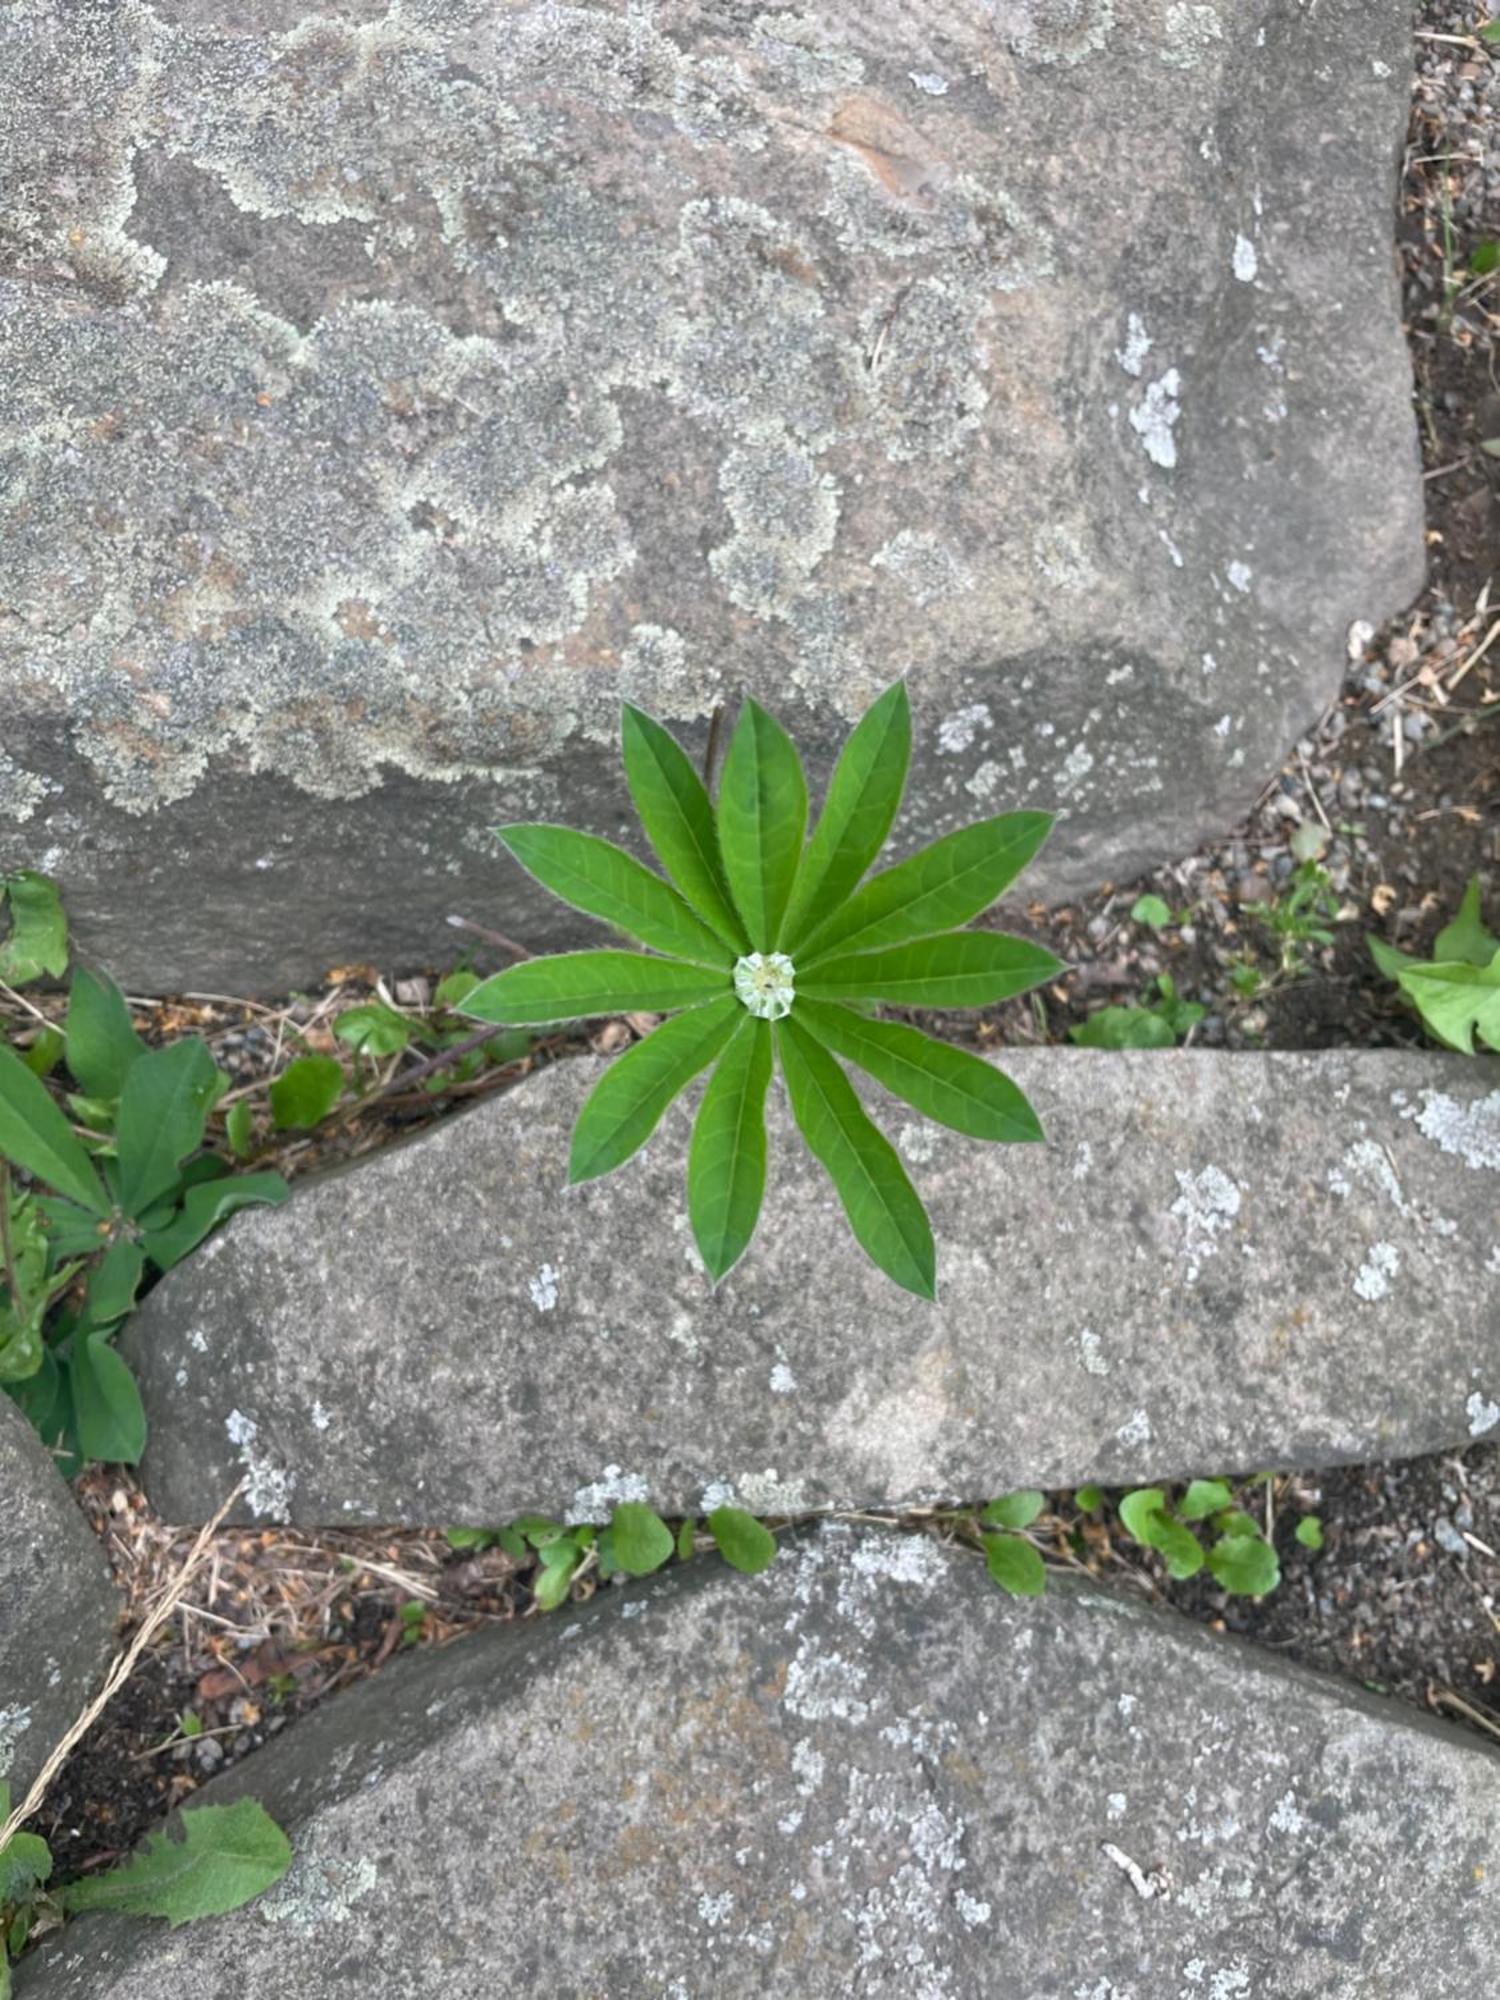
[1295,1515,1324,1552]
[1131,894,1172,931]
[1396,951,1500,1053]
[980,1490,1044,1530]
[568,999,741,1184]
[141,1172,290,1270]
[461,951,730,1027]
[333,1002,410,1057]
[63,1798,291,1926]
[20,1026,64,1080]
[268,1054,344,1131]
[71,1332,147,1464]
[1208,1532,1280,1597]
[1149,1513,1205,1581]
[688,1016,772,1282]
[781,682,910,952]
[531,1554,578,1609]
[621,704,747,952]
[115,1040,221,1213]
[1434,875,1499,967]
[1366,932,1413,984]
[64,970,145,1102]
[1069,1007,1177,1051]
[1117,1488,1167,1546]
[0,1788,50,1905]
[1179,1479,1233,1522]
[794,1000,1042,1143]
[84,1240,145,1326]
[0,1043,109,1216]
[776,1016,935,1300]
[707,1505,777,1574]
[716,699,807,950]
[799,931,1061,1011]
[609,1501,674,1575]
[983,1532,1046,1597]
[798,812,1053,962]
[0,871,68,984]
[1074,1484,1105,1513]
[498,824,734,968]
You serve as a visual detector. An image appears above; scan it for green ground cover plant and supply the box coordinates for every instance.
[460,684,1060,1297]
[1369,874,1500,1053]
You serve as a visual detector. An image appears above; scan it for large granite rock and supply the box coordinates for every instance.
[0,0,1421,992]
[122,1049,1500,1525]
[0,1397,120,1797]
[19,1525,1500,1997]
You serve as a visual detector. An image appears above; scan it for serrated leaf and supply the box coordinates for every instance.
[115,1040,221,1214]
[983,1532,1046,1597]
[63,1798,291,1926]
[781,682,910,952]
[268,1055,345,1131]
[776,1015,935,1300]
[716,699,807,950]
[0,1043,109,1216]
[610,1501,674,1575]
[799,931,1061,1011]
[1179,1479,1233,1522]
[794,1000,1042,1143]
[568,999,741,1184]
[1396,951,1500,1053]
[461,951,729,1027]
[1434,875,1498,967]
[70,1332,147,1464]
[498,824,734,968]
[707,1506,777,1574]
[621,705,747,953]
[64,971,145,1102]
[333,1002,411,1057]
[1208,1532,1280,1597]
[798,812,1053,963]
[0,871,68,985]
[980,1490,1044,1529]
[140,1172,289,1270]
[688,1016,772,1282]
[1069,1007,1177,1051]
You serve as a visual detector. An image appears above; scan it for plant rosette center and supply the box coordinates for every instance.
[733,952,796,1021]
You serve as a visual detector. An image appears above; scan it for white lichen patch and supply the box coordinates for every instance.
[1232,234,1258,282]
[937,703,992,755]
[1407,1090,1500,1171]
[769,1363,798,1395]
[1467,1391,1500,1438]
[528,1263,560,1312]
[1078,1329,1110,1376]
[871,530,975,607]
[1129,368,1182,469]
[1169,1165,1241,1280]
[1226,561,1253,595]
[0,1704,33,1777]
[1116,1408,1152,1449]
[224,1408,295,1521]
[1114,310,1152,377]
[259,1853,379,1929]
[567,1466,649,1525]
[1160,3,1225,69]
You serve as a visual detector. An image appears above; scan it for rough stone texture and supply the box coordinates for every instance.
[19,1525,1500,1997]
[0,0,1422,992]
[122,1049,1500,1526]
[0,1397,120,1797]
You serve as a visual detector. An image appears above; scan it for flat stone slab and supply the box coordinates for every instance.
[20,1525,1500,1997]
[123,1049,1500,1526]
[0,0,1421,991]
[0,1397,120,1797]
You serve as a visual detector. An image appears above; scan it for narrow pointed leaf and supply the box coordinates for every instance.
[141,1172,290,1271]
[0,1042,109,1215]
[621,704,747,951]
[568,998,741,1184]
[716,699,808,949]
[689,1015,772,1281]
[71,1332,147,1464]
[115,1040,222,1217]
[65,969,146,1102]
[776,1015,935,1300]
[799,811,1053,962]
[794,999,1042,1143]
[497,824,733,967]
[461,952,730,1027]
[781,682,910,952]
[0,870,68,983]
[1434,874,1498,967]
[799,931,1060,1010]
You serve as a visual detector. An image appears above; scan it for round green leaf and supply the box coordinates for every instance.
[610,1501,674,1575]
[980,1490,1045,1530]
[1208,1533,1281,1597]
[983,1533,1046,1597]
[707,1506,777,1575]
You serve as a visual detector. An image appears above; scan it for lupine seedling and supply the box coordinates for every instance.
[460,684,1059,1297]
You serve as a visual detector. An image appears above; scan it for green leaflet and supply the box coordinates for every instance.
[983,1533,1046,1597]
[64,969,146,1102]
[780,682,910,953]
[115,1040,222,1217]
[70,1331,147,1464]
[141,1173,290,1270]
[706,1505,778,1574]
[716,699,808,950]
[568,999,741,1185]
[462,951,730,1026]
[776,1015,935,1301]
[1434,875,1499,966]
[269,1054,344,1131]
[0,1042,109,1216]
[498,823,734,968]
[799,931,1060,1010]
[798,811,1053,962]
[794,1000,1042,1143]
[0,870,68,984]
[1394,952,1500,1053]
[688,1015,772,1282]
[609,1501,674,1575]
[63,1799,292,1926]
[621,704,747,953]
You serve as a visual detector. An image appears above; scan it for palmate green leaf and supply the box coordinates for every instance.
[0,871,68,984]
[462,951,730,1027]
[1434,874,1498,967]
[70,1331,147,1464]
[716,699,807,950]
[568,999,741,1185]
[688,1015,772,1282]
[141,1172,290,1271]
[0,1042,109,1216]
[1396,951,1500,1053]
[794,1000,1042,1143]
[799,931,1060,1011]
[115,1040,223,1216]
[64,970,146,1102]
[63,1798,292,1926]
[621,705,747,953]
[798,811,1053,963]
[781,682,910,953]
[498,823,733,968]
[776,1015,935,1301]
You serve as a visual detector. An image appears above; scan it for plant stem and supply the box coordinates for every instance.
[0,1162,19,1311]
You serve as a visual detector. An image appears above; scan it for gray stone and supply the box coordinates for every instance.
[0,1397,120,1797]
[18,1525,1500,1997]
[0,0,1421,992]
[122,1049,1500,1526]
